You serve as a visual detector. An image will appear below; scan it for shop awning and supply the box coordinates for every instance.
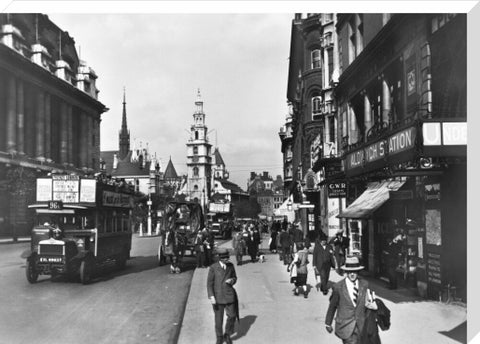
[337,179,406,219]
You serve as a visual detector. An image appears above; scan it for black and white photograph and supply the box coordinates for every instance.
[0,1,476,344]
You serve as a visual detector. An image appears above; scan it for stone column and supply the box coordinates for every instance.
[16,79,24,155]
[67,105,73,165]
[60,102,68,164]
[324,115,330,144]
[6,75,16,154]
[364,92,372,140]
[80,112,88,169]
[348,104,358,145]
[44,93,51,160]
[35,90,45,160]
[382,78,391,124]
[88,115,93,169]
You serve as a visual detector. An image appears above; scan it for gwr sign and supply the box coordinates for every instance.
[328,182,347,198]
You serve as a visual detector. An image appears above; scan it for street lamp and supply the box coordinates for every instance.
[147,193,152,236]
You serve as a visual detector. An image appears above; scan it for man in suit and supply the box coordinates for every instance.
[312,234,337,295]
[325,256,378,344]
[207,248,239,344]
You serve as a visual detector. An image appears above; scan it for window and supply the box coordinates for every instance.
[194,185,199,191]
[193,167,199,177]
[195,131,199,140]
[193,146,198,155]
[328,48,334,82]
[312,95,322,116]
[311,49,321,69]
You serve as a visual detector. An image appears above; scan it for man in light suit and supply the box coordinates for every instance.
[207,248,239,344]
[325,256,378,344]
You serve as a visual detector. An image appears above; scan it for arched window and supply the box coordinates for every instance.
[193,146,198,155]
[194,185,199,191]
[195,131,199,140]
[312,95,322,116]
[193,167,199,177]
[311,49,321,69]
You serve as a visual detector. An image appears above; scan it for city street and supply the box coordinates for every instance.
[0,235,195,344]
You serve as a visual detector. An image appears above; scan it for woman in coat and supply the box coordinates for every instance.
[288,241,310,298]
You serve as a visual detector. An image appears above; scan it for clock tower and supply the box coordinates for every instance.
[186,89,212,210]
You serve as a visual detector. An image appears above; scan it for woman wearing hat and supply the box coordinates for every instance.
[325,255,378,344]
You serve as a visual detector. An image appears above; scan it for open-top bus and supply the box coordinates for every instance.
[22,173,135,284]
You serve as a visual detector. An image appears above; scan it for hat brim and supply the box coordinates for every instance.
[341,265,364,271]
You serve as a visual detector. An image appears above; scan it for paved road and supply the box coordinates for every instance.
[0,235,194,344]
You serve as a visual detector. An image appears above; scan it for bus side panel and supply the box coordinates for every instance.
[95,232,132,262]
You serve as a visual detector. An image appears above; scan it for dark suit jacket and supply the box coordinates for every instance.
[312,242,335,270]
[325,278,369,340]
[207,261,238,304]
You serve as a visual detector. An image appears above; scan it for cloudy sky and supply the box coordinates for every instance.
[44,12,292,189]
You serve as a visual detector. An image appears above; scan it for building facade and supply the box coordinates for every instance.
[0,13,107,238]
[100,91,160,196]
[283,13,466,302]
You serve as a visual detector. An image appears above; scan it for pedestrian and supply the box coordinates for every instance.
[383,227,405,289]
[288,241,310,298]
[202,226,214,266]
[325,255,378,344]
[194,231,206,268]
[164,227,181,273]
[269,226,278,253]
[313,233,337,294]
[207,248,239,344]
[292,222,304,252]
[279,226,292,265]
[232,230,246,266]
[251,225,261,261]
[330,230,349,275]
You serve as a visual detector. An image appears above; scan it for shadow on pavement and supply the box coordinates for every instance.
[231,315,257,341]
[439,320,467,344]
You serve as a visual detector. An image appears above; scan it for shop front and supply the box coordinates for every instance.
[338,120,466,301]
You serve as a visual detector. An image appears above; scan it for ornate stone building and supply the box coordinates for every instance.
[0,14,107,239]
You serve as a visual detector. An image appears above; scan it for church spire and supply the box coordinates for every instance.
[119,87,130,160]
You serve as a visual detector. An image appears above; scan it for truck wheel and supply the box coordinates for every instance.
[26,258,38,284]
[80,259,93,285]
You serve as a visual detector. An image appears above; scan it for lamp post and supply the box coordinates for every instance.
[147,193,152,236]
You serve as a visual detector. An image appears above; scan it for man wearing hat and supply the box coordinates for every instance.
[329,230,349,275]
[325,255,378,344]
[207,248,239,344]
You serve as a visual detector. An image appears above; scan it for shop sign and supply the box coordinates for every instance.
[328,182,347,198]
[426,252,442,285]
[103,191,133,208]
[325,162,342,178]
[388,127,416,154]
[423,122,467,146]
[344,126,417,175]
[365,140,387,163]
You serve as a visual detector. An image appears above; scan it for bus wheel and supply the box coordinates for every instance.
[26,258,38,283]
[80,259,93,285]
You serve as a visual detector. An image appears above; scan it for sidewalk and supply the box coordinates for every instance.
[178,234,466,344]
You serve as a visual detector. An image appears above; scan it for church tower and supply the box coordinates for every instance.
[118,88,130,160]
[186,89,212,209]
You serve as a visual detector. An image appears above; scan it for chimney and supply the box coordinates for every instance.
[55,59,72,82]
[263,171,269,179]
[31,43,51,69]
[113,153,118,169]
[250,172,256,180]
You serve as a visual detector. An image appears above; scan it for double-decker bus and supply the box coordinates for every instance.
[22,173,135,284]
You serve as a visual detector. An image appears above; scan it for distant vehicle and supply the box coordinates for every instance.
[157,201,204,265]
[22,174,135,284]
[207,202,233,239]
